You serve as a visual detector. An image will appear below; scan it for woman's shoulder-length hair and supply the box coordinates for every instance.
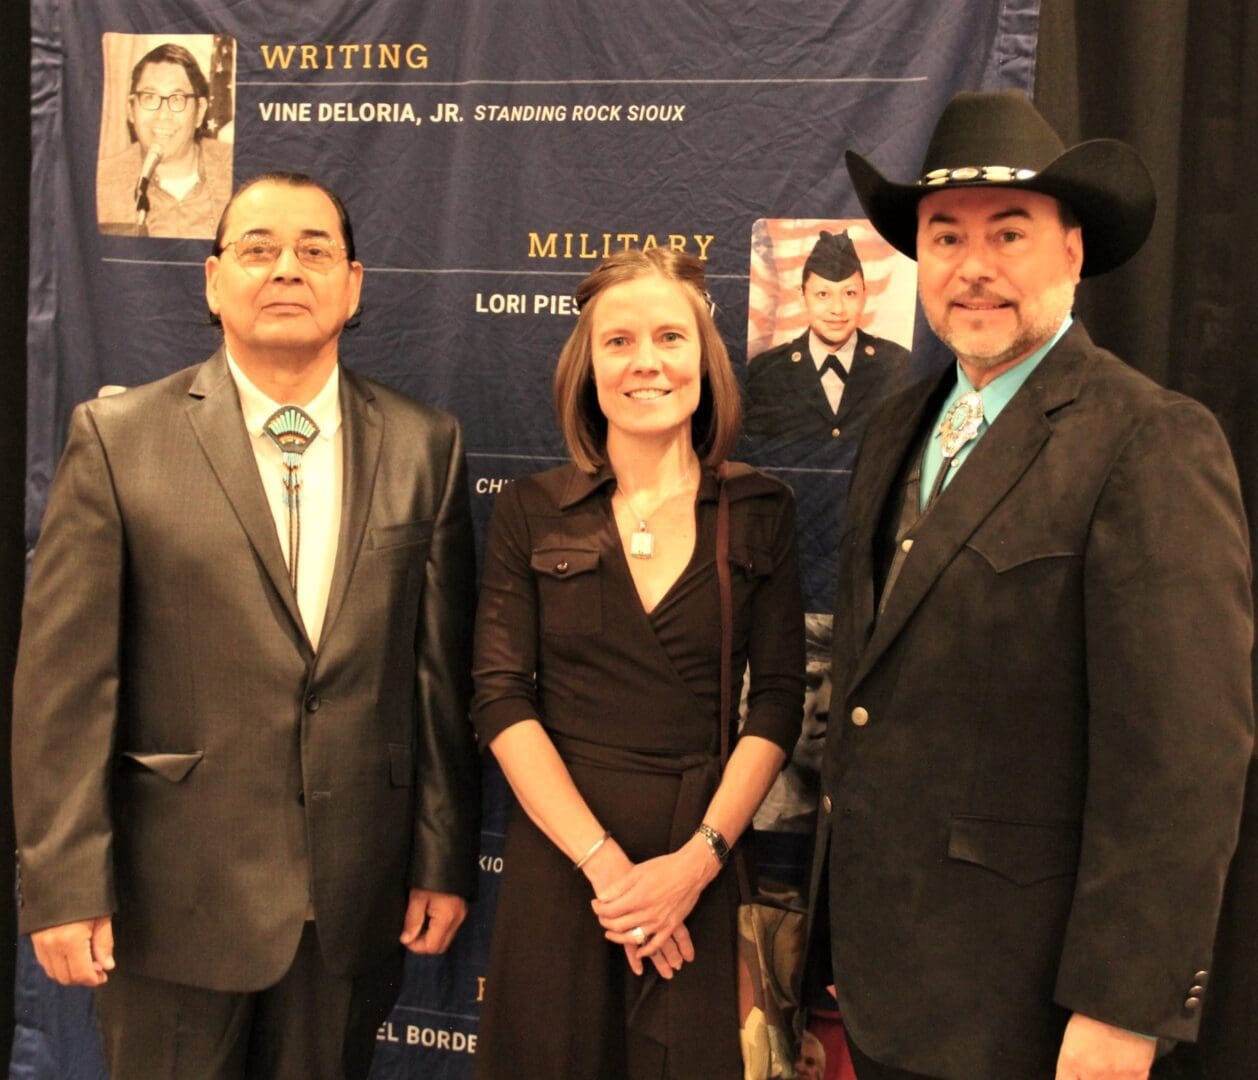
[553,247,742,474]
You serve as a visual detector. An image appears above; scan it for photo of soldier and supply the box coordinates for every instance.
[741,221,927,610]
[744,227,915,447]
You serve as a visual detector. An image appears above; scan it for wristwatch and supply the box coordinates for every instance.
[694,823,730,866]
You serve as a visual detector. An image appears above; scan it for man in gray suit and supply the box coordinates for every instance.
[13,172,479,1077]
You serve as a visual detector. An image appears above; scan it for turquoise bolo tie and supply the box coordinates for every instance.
[925,391,983,510]
[263,406,320,592]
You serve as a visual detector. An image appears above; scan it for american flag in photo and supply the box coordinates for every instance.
[205,35,236,141]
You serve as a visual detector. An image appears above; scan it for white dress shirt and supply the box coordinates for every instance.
[226,353,343,650]
[809,331,857,414]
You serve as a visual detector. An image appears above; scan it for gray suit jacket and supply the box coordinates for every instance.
[809,322,1254,1077]
[13,350,479,991]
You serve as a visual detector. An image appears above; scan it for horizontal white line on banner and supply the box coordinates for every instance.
[369,268,587,277]
[99,259,748,281]
[389,1006,481,1021]
[466,452,568,462]
[239,75,929,87]
[370,267,749,280]
[101,258,204,267]
[466,453,852,476]
[762,465,853,475]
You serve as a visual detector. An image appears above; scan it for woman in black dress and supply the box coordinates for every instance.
[472,249,804,1077]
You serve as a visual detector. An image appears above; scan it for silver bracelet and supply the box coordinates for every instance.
[694,823,730,866]
[573,830,611,871]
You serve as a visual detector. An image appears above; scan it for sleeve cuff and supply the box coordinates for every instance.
[742,693,803,756]
[471,695,539,748]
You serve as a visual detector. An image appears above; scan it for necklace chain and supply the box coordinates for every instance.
[616,469,699,560]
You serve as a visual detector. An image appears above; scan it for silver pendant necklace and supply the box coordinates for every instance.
[618,471,699,560]
[629,520,655,559]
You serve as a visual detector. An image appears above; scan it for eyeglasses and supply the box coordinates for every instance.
[131,91,202,113]
[221,234,349,272]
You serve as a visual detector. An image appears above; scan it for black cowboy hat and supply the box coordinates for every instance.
[845,90,1156,277]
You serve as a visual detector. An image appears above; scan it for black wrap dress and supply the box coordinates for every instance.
[472,462,804,1078]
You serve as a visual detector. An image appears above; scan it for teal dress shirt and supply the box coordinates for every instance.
[920,317,1073,511]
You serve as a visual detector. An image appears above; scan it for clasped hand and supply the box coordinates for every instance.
[588,839,716,980]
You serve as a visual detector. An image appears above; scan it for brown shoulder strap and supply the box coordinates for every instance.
[716,463,733,767]
[716,464,755,903]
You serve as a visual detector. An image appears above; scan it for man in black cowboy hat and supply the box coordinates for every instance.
[807,90,1253,1079]
[744,228,913,445]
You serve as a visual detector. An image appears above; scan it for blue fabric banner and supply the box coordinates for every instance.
[20,1,1038,1075]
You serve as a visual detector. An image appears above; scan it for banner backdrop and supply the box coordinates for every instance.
[21,2,1038,1075]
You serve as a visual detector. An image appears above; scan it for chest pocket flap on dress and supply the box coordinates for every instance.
[531,547,602,634]
[728,540,773,579]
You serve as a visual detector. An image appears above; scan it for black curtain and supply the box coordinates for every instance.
[0,0,32,1069]
[1021,2,1258,1074]
[0,0,1254,1074]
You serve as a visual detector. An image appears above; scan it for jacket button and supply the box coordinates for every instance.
[900,538,913,552]
[831,428,842,439]
[851,706,869,727]
[822,795,833,813]
[305,694,321,713]
[1193,970,1209,983]
[1188,984,1205,996]
[1184,996,1202,1011]
[555,560,569,573]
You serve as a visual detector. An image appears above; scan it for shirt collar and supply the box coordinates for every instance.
[808,330,857,371]
[947,314,1073,425]
[558,464,616,509]
[226,349,342,440]
[557,462,721,509]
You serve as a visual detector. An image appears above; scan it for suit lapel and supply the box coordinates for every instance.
[839,369,950,671]
[849,333,1088,691]
[318,368,382,651]
[185,349,307,642]
[835,330,880,424]
[786,333,840,426]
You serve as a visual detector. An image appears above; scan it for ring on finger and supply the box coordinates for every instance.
[630,926,647,947]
